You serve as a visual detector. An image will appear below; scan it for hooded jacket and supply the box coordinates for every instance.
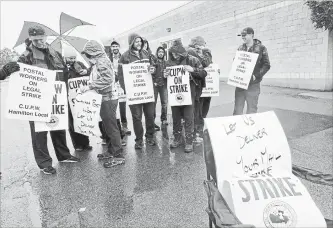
[166,40,207,86]
[237,39,270,84]
[151,46,167,86]
[82,40,117,100]
[118,33,152,93]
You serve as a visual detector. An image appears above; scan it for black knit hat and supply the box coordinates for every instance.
[168,39,187,55]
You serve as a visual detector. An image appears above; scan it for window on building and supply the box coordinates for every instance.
[160,38,182,61]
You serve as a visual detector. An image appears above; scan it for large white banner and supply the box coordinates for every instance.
[6,63,56,122]
[35,82,68,131]
[122,63,154,105]
[73,90,102,138]
[167,65,192,106]
[227,51,259,90]
[204,111,326,228]
[201,64,220,97]
[67,76,90,113]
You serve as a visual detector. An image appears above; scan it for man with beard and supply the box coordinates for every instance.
[233,27,270,115]
[118,33,156,149]
[151,46,168,126]
[4,25,80,174]
[164,40,207,153]
[63,48,93,152]
[187,36,212,142]
[106,40,131,136]
[80,40,123,168]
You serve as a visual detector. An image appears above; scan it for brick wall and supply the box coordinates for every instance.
[108,0,332,91]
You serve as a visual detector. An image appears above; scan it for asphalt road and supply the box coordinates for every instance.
[1,82,332,227]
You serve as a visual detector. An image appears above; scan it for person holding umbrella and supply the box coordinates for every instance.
[5,25,80,175]
[63,47,93,152]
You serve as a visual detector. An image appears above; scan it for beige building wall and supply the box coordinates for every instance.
[106,0,332,91]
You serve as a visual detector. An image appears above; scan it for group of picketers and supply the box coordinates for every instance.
[0,25,270,175]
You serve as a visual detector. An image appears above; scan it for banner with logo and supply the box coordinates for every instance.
[35,82,68,131]
[201,64,219,97]
[204,111,326,228]
[167,65,192,106]
[67,76,90,113]
[227,51,259,90]
[5,63,56,122]
[122,63,154,105]
[73,90,102,138]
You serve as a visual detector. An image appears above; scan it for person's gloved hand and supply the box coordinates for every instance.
[3,62,20,76]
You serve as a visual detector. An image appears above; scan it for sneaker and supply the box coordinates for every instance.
[170,139,181,148]
[102,139,107,145]
[154,124,161,131]
[135,141,143,149]
[75,146,84,152]
[193,136,203,144]
[83,145,93,151]
[122,124,131,135]
[103,158,125,168]
[146,138,156,146]
[121,139,127,146]
[161,120,168,125]
[59,156,80,163]
[97,153,113,160]
[184,144,193,153]
[41,166,56,174]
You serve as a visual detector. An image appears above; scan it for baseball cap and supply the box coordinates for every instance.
[28,25,46,39]
[110,40,120,46]
[237,27,254,36]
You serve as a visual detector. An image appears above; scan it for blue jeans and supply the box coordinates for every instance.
[233,83,261,115]
[129,102,155,142]
[100,99,122,155]
[154,84,168,121]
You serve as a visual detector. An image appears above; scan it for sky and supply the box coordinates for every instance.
[0,1,190,50]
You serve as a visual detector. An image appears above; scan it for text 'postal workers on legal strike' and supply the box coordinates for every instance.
[6,63,56,122]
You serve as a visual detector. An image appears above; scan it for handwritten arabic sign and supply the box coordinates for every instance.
[227,51,258,90]
[6,63,56,121]
[73,90,102,137]
[122,63,154,105]
[35,82,68,131]
[167,65,192,106]
[201,64,219,97]
[203,111,326,228]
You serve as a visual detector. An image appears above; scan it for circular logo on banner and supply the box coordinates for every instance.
[263,201,297,228]
[46,115,59,129]
[176,93,184,104]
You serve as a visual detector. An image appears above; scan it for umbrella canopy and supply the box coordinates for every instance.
[60,12,94,35]
[14,21,59,48]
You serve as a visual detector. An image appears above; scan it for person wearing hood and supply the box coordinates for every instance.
[80,40,123,168]
[4,25,80,174]
[151,46,168,126]
[187,36,212,142]
[233,27,270,115]
[63,48,93,152]
[118,33,156,149]
[106,40,131,136]
[164,39,207,153]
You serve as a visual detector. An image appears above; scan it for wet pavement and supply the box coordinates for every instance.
[1,81,332,227]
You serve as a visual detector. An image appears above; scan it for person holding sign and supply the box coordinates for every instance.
[80,40,123,167]
[151,46,169,126]
[233,27,271,115]
[164,40,207,153]
[6,25,80,174]
[63,48,93,152]
[187,36,212,140]
[118,33,157,149]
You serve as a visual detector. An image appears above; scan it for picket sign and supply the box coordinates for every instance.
[6,63,56,122]
[201,64,220,97]
[227,51,259,90]
[167,65,192,106]
[204,111,326,228]
[73,90,102,138]
[122,63,155,105]
[67,76,90,113]
[35,81,68,131]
